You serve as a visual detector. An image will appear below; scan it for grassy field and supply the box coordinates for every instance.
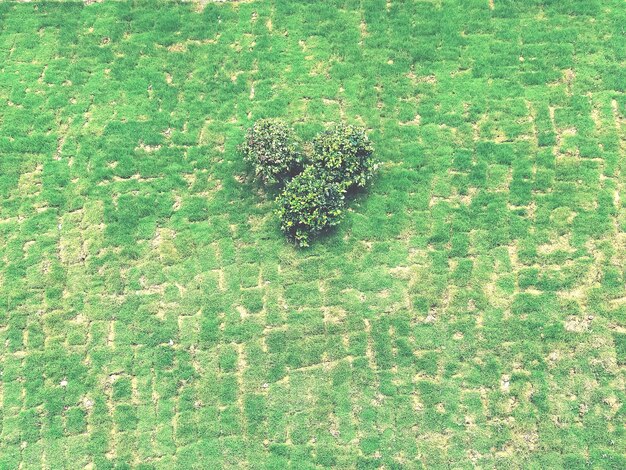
[1,0,625,468]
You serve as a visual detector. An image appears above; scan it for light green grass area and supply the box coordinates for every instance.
[1,0,625,468]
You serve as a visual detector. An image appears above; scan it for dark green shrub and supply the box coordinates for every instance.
[239,120,377,247]
[275,167,346,247]
[239,119,301,184]
[311,124,377,189]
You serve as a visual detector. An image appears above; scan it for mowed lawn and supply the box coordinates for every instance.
[1,0,625,468]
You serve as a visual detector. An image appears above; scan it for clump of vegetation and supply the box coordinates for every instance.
[238,119,301,185]
[241,120,377,247]
[275,167,345,247]
[311,124,377,189]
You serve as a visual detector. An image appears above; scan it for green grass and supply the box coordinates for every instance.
[1,0,625,468]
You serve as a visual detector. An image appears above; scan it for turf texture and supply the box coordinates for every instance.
[0,0,625,468]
